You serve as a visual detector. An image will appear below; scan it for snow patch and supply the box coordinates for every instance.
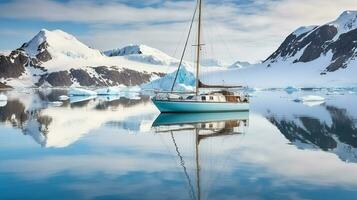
[58,95,69,101]
[0,94,8,101]
[292,26,317,36]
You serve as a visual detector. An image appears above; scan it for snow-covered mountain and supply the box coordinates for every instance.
[266,10,357,73]
[202,11,357,88]
[0,50,10,56]
[0,29,169,88]
[104,44,185,67]
[200,58,228,67]
[228,61,251,69]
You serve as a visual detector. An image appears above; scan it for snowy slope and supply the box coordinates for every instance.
[202,56,357,88]
[200,11,357,88]
[228,61,251,69]
[200,58,228,67]
[104,44,187,67]
[23,29,103,59]
[0,50,10,56]
[22,30,172,73]
[266,11,357,71]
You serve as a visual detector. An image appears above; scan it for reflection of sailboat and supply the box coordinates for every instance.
[152,112,249,200]
[152,0,249,113]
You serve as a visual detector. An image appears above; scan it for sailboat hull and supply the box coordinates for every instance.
[152,99,249,113]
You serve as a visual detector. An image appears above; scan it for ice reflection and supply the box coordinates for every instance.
[0,89,153,148]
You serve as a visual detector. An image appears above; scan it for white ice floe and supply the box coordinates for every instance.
[0,101,7,107]
[121,86,142,93]
[96,95,121,102]
[295,95,325,102]
[69,96,96,104]
[58,95,70,101]
[49,101,63,107]
[0,94,7,101]
[95,87,121,95]
[68,88,97,96]
[302,101,325,107]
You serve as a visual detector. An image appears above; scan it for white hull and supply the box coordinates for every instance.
[152,99,249,113]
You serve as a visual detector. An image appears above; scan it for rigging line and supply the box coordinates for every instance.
[170,132,196,200]
[204,6,236,64]
[170,2,198,92]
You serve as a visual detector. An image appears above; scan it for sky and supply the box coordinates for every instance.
[0,0,356,63]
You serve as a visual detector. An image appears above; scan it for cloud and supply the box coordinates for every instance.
[0,0,195,24]
[0,0,356,62]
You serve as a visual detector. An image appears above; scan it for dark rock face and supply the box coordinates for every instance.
[298,25,337,62]
[0,50,28,78]
[35,42,52,62]
[36,66,160,87]
[326,28,357,71]
[266,30,315,62]
[265,24,357,72]
[70,68,101,86]
[0,82,11,88]
[94,66,152,86]
[44,71,73,87]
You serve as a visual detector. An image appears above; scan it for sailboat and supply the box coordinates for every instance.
[152,0,249,113]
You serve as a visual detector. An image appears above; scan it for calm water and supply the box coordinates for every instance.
[0,89,357,200]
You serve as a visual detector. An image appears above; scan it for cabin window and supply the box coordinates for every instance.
[209,96,214,100]
[187,96,194,100]
[201,96,206,101]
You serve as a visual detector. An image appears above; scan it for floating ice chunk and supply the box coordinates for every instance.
[142,66,195,91]
[303,101,325,107]
[0,101,7,107]
[58,95,70,101]
[95,87,121,95]
[97,95,121,102]
[70,96,96,104]
[123,92,141,100]
[0,94,7,101]
[296,95,325,102]
[49,101,63,107]
[123,86,141,92]
[285,86,299,94]
[69,88,97,96]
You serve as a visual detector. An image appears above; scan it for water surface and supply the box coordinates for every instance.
[0,89,357,200]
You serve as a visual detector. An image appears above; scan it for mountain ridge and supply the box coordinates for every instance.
[265,10,357,73]
[0,29,168,88]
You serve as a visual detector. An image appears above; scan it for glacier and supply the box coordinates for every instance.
[142,66,196,91]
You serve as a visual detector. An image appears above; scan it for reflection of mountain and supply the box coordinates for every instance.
[268,105,357,162]
[0,90,155,148]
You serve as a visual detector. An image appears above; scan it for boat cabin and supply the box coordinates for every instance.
[155,90,249,103]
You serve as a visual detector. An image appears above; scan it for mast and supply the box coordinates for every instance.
[195,0,202,95]
[195,128,201,200]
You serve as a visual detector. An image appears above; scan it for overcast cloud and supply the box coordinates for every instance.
[0,0,356,62]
